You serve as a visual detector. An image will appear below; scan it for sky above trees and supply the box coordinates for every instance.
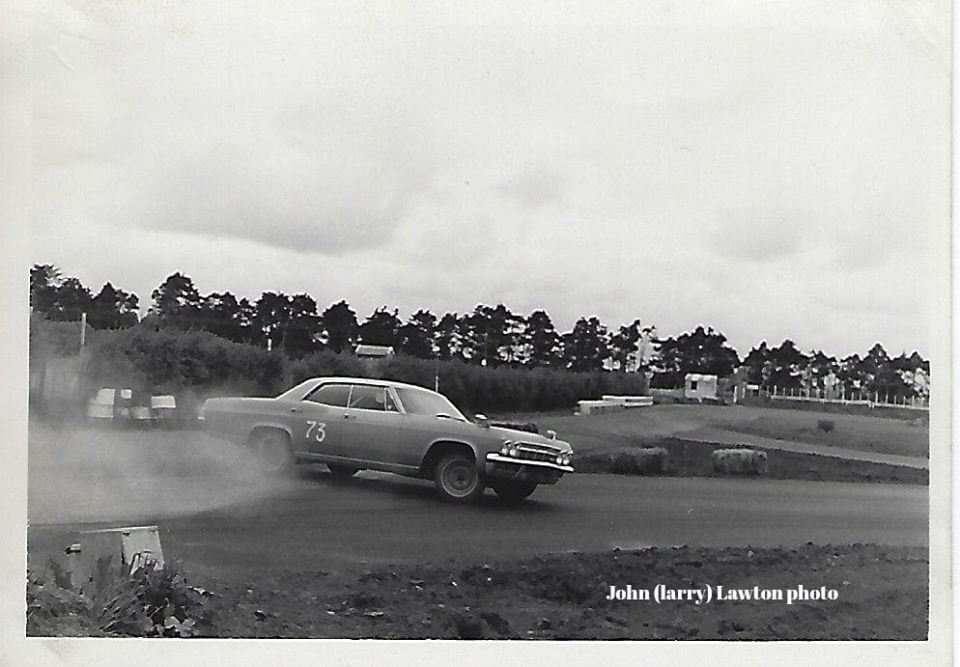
[21,0,949,357]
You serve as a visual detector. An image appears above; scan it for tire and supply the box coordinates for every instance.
[490,479,538,503]
[253,429,294,474]
[327,463,360,479]
[433,452,483,503]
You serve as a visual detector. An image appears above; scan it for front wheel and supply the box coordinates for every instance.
[433,452,483,503]
[490,479,538,503]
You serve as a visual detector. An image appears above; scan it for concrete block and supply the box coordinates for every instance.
[68,525,164,593]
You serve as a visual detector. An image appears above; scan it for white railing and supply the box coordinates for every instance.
[768,386,929,411]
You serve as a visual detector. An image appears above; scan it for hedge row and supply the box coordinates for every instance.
[72,324,648,414]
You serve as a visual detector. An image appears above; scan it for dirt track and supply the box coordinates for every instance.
[29,464,927,582]
[26,420,929,640]
[195,543,927,639]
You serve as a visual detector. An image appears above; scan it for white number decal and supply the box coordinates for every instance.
[305,420,327,443]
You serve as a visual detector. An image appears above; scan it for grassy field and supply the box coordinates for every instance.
[500,404,929,459]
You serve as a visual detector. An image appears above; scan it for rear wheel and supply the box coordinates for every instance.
[253,430,294,474]
[327,463,360,479]
[490,479,538,503]
[433,452,483,503]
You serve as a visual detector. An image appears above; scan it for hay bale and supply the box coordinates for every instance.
[611,447,669,475]
[712,448,767,475]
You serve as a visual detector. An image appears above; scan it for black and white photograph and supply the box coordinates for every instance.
[1,0,953,664]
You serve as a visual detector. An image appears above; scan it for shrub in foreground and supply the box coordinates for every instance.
[27,559,212,638]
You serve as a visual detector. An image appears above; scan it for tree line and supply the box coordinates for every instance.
[29,264,930,399]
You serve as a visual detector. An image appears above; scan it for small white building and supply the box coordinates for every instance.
[355,344,395,360]
[684,373,719,402]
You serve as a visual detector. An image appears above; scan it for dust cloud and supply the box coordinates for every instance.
[28,420,297,525]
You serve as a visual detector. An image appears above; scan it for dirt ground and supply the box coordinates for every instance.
[177,543,927,640]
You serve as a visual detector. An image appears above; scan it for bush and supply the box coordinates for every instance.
[27,559,213,637]
[83,325,287,415]
[817,419,835,433]
[610,447,670,475]
[29,312,93,359]
[31,317,650,415]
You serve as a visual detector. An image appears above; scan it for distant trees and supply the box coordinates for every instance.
[434,312,461,361]
[320,300,359,354]
[30,264,136,329]
[741,339,929,401]
[609,319,647,372]
[397,309,437,359]
[524,310,561,368]
[28,264,930,398]
[88,283,140,330]
[650,326,740,387]
[357,308,402,347]
[150,272,201,326]
[561,317,609,372]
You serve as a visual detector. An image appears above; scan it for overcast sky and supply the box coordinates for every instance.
[23,0,949,357]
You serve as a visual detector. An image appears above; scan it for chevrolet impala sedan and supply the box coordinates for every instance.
[199,377,574,503]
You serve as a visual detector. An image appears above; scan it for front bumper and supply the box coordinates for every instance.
[484,453,574,484]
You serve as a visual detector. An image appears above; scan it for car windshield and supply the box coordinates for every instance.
[395,387,467,421]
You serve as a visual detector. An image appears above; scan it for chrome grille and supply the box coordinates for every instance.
[515,443,561,463]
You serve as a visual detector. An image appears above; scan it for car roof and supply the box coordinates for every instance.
[306,376,437,393]
[277,376,444,402]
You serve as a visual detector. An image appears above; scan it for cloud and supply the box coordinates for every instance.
[498,168,567,209]
[128,123,435,254]
[702,207,805,263]
[24,0,948,358]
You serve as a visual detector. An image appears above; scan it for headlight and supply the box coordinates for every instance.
[555,454,564,465]
[508,446,519,457]
[561,454,571,465]
[500,442,511,456]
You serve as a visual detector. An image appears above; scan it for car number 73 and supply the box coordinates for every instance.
[305,420,327,443]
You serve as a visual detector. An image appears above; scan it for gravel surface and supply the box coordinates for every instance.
[191,543,928,640]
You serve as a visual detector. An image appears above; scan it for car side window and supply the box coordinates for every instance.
[348,385,401,412]
[304,383,351,407]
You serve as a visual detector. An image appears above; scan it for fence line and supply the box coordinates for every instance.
[767,385,929,411]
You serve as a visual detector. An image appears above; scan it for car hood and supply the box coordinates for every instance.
[487,424,573,453]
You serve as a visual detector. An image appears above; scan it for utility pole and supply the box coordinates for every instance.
[80,312,87,347]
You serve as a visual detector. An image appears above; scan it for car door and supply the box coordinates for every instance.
[340,384,408,465]
[293,382,354,457]
[390,386,478,468]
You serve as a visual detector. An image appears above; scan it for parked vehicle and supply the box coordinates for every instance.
[199,377,574,503]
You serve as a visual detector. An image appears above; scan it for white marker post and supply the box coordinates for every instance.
[80,312,86,347]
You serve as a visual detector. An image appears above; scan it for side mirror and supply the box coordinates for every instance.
[475,413,489,427]
[547,429,557,440]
